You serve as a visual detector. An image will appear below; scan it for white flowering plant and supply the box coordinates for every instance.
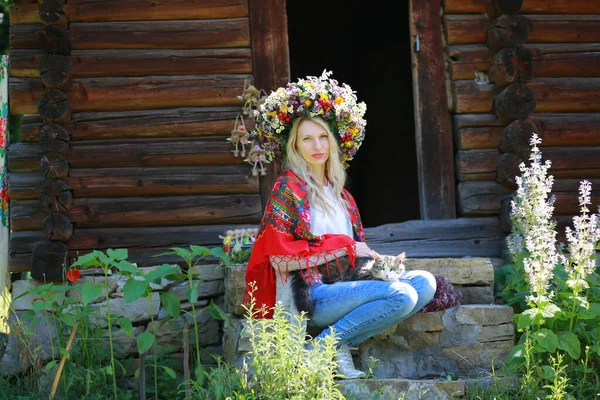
[497,134,600,398]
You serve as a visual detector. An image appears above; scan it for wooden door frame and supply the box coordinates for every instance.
[248,0,290,209]
[409,0,456,219]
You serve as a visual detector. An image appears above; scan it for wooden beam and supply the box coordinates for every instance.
[455,149,499,181]
[10,20,250,50]
[248,0,290,212]
[10,49,253,78]
[10,194,262,230]
[8,138,247,171]
[19,108,250,142]
[410,0,456,219]
[10,75,248,114]
[10,0,248,25]
[9,166,259,199]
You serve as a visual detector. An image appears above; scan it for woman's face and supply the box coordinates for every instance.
[296,119,330,170]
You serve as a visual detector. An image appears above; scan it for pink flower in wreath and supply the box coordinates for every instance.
[0,117,6,135]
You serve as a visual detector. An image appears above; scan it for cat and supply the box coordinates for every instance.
[290,251,406,317]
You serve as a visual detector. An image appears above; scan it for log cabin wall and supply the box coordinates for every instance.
[444,0,600,236]
[6,0,284,275]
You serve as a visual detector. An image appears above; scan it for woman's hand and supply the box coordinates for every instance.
[355,241,374,258]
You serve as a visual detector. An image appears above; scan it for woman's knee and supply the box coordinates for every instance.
[412,270,437,302]
[388,281,418,313]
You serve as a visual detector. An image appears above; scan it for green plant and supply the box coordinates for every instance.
[229,249,252,264]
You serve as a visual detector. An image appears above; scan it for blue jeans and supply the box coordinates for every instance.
[309,270,437,347]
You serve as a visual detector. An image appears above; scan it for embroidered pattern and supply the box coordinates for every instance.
[0,55,9,228]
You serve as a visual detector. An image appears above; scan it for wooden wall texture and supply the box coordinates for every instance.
[443,0,600,236]
[7,0,264,274]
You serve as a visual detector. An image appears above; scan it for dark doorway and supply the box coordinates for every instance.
[286,1,420,227]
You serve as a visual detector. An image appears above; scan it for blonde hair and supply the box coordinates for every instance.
[284,117,348,215]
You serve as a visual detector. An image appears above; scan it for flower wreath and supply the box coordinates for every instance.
[252,70,367,168]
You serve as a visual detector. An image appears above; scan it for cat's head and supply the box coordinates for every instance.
[371,251,406,281]
[373,251,406,265]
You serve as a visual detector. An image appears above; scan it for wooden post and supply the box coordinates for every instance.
[409,0,456,219]
[248,0,290,211]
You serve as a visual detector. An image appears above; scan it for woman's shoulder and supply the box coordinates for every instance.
[341,187,357,203]
[272,169,306,191]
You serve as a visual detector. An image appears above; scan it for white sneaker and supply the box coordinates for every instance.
[334,343,366,379]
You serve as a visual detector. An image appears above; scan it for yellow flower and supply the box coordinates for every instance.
[280,104,289,113]
[267,111,277,117]
[305,100,312,107]
[334,97,343,105]
[319,93,329,102]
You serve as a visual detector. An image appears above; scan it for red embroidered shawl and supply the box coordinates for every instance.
[244,169,365,318]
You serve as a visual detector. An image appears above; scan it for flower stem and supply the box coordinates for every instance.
[104,267,118,399]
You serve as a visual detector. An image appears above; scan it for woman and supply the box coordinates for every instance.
[244,72,436,378]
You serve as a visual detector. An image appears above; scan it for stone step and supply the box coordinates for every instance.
[224,257,497,317]
[338,377,465,400]
[358,304,514,380]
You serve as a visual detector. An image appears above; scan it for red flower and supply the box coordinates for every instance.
[66,269,81,282]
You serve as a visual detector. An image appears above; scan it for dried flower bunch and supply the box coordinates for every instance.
[252,70,367,168]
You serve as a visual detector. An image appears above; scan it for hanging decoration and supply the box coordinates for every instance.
[227,113,250,157]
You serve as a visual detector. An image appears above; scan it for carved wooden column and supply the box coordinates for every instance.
[486,0,536,233]
[31,0,72,280]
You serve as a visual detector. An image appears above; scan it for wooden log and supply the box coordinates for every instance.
[20,107,248,141]
[443,15,489,45]
[499,119,539,153]
[39,179,73,212]
[10,194,262,230]
[455,149,499,182]
[491,0,522,14]
[9,165,259,199]
[495,83,536,121]
[488,47,532,86]
[8,138,244,171]
[448,44,600,80]
[42,213,73,242]
[454,126,503,150]
[37,88,71,122]
[10,75,247,114]
[460,180,600,216]
[528,15,600,43]
[10,20,250,50]
[453,78,600,114]
[444,0,600,14]
[487,15,529,50]
[40,152,69,179]
[39,123,70,153]
[10,0,248,25]
[458,181,516,216]
[10,48,252,78]
[39,0,68,26]
[497,147,600,185]
[499,197,512,233]
[10,223,258,254]
[444,14,600,45]
[39,54,71,88]
[36,25,70,55]
[30,241,68,281]
[455,113,600,150]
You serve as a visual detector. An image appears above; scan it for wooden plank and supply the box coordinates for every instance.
[453,78,600,114]
[366,217,505,258]
[444,0,600,13]
[8,165,259,199]
[10,75,248,114]
[11,0,248,25]
[10,223,257,254]
[448,44,600,80]
[456,114,600,150]
[10,194,262,230]
[7,138,247,171]
[10,49,252,78]
[444,14,600,45]
[10,20,250,50]
[409,0,456,219]
[456,149,499,181]
[454,113,507,129]
[19,107,250,142]
[248,0,290,212]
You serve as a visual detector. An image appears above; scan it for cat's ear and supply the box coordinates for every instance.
[372,250,381,260]
[395,252,406,263]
